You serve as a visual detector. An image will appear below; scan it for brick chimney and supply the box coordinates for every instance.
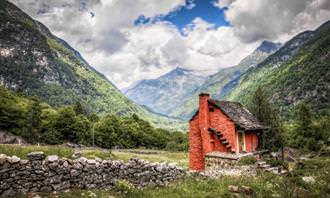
[198,93,213,154]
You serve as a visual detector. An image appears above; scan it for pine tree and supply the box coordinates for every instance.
[250,87,283,151]
[28,98,42,143]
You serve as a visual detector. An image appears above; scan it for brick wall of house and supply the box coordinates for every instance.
[189,114,204,171]
[209,105,237,152]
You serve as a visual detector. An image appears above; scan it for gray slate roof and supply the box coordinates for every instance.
[208,99,268,130]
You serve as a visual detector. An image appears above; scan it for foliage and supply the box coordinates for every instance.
[249,87,284,151]
[0,86,187,151]
[288,104,330,151]
[237,156,257,165]
[266,159,288,169]
[115,180,135,194]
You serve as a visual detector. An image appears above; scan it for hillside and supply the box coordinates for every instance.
[0,0,184,130]
[125,67,205,116]
[226,21,330,117]
[168,41,281,119]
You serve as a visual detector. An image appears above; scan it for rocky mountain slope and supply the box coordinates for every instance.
[0,0,184,130]
[226,20,330,117]
[167,41,281,119]
[124,67,205,116]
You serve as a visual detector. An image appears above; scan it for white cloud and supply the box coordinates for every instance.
[214,0,330,42]
[9,0,330,88]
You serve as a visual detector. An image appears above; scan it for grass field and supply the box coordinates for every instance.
[0,144,188,168]
[1,144,329,197]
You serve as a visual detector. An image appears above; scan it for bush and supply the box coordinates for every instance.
[266,159,288,169]
[115,180,135,194]
[237,156,257,165]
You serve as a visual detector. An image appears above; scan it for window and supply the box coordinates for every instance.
[209,107,214,112]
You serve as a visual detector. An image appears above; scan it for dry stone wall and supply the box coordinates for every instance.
[0,152,184,197]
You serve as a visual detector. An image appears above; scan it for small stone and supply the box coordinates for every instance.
[46,155,59,163]
[228,185,239,193]
[0,154,8,165]
[87,159,96,165]
[302,176,315,184]
[8,155,20,163]
[27,152,45,160]
[77,157,87,163]
[62,161,69,168]
[70,169,80,177]
[20,159,28,165]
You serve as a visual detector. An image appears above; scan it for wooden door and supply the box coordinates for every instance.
[238,132,243,152]
[238,132,246,153]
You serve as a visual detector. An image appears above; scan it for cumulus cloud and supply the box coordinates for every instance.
[9,0,330,88]
[214,0,330,42]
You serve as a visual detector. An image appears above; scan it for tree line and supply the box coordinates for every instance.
[0,86,188,151]
[249,87,330,152]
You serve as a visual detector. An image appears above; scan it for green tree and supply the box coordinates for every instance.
[291,104,328,151]
[53,107,78,142]
[74,115,92,145]
[28,98,42,143]
[73,101,84,115]
[94,115,121,148]
[250,87,283,151]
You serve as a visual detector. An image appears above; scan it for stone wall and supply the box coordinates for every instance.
[205,154,239,171]
[0,152,184,197]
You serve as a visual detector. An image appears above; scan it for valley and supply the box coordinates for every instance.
[0,0,329,197]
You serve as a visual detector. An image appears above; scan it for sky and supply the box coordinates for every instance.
[9,0,330,89]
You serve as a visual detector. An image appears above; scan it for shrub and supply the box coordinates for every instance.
[237,156,257,165]
[266,159,288,169]
[115,180,135,194]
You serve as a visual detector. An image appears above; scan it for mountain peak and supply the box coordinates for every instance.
[255,40,282,53]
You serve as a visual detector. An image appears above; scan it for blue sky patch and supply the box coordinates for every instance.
[134,0,229,31]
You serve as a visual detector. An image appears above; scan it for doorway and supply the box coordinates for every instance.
[237,131,246,153]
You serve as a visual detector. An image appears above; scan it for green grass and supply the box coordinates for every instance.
[112,150,189,169]
[0,144,74,159]
[2,145,329,197]
[0,145,187,167]
[34,167,329,198]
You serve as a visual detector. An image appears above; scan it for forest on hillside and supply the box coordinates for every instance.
[0,86,188,151]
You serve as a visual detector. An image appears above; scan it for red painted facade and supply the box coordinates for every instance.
[189,93,260,172]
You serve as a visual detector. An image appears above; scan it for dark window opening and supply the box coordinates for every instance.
[209,107,214,112]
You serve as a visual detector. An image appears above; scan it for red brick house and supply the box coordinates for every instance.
[189,93,267,172]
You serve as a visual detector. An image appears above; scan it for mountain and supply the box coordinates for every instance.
[168,41,282,119]
[0,0,185,130]
[225,20,330,117]
[124,67,206,117]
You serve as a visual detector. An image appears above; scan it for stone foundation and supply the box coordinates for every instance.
[0,152,184,197]
[205,152,255,171]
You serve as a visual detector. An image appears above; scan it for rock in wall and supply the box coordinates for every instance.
[0,152,184,197]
